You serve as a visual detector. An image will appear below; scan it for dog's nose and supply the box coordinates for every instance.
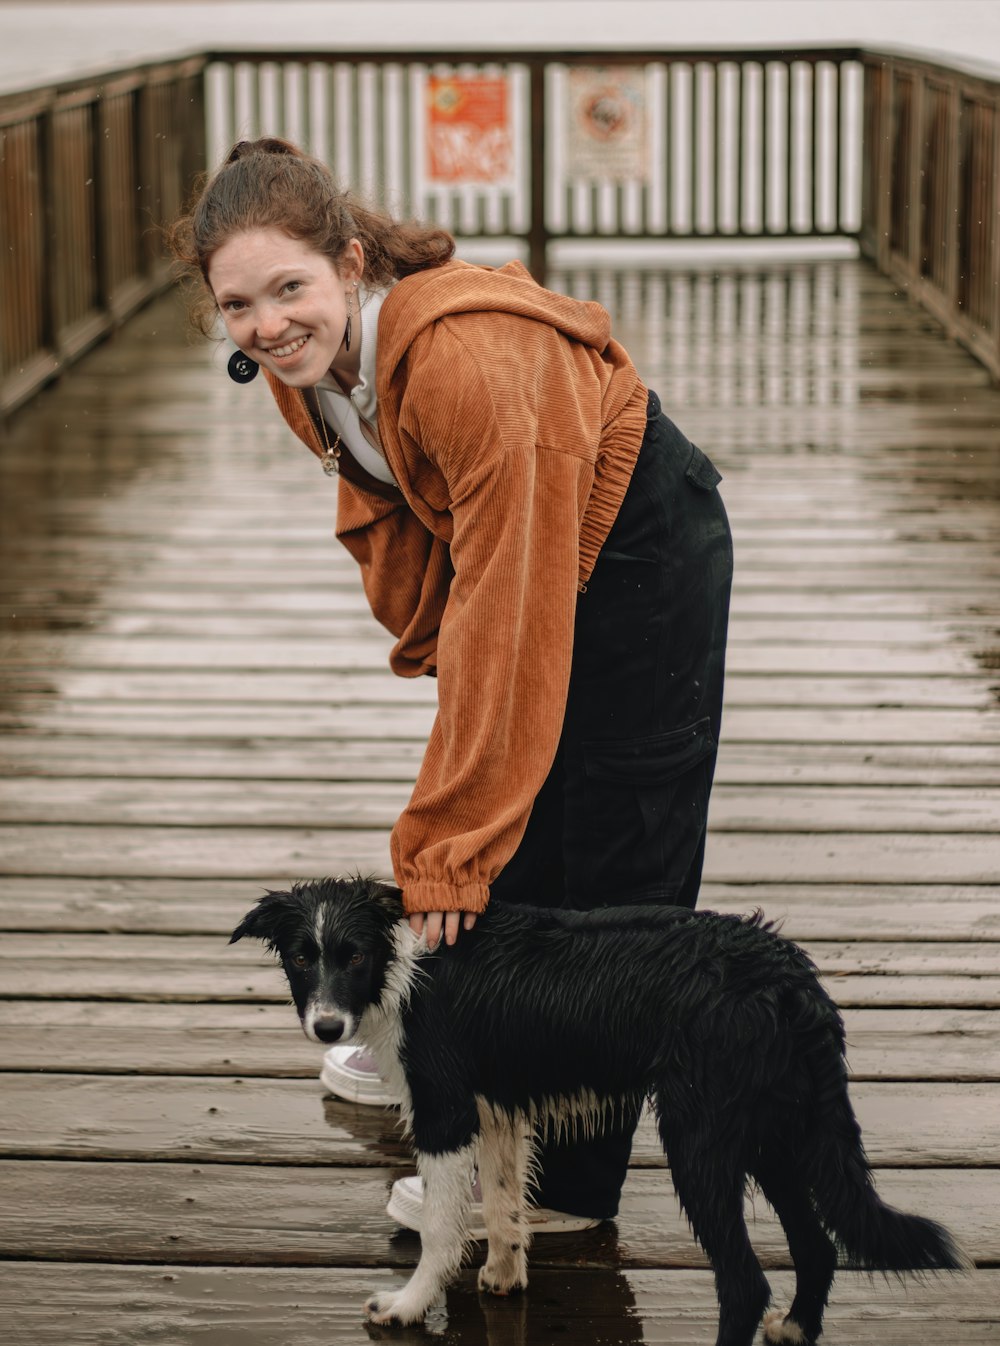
[313,1017,347,1043]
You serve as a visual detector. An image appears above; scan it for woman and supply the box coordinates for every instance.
[171,136,733,1235]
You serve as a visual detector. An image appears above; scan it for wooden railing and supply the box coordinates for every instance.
[0,56,206,415]
[204,47,866,273]
[861,49,1000,380]
[2,44,998,415]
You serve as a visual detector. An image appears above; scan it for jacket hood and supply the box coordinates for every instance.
[375,259,612,396]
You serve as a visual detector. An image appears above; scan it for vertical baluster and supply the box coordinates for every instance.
[734,61,743,234]
[811,60,819,233]
[690,62,698,234]
[715,60,724,234]
[785,61,793,234]
[663,60,672,236]
[834,59,843,234]
[990,97,1000,351]
[762,60,771,234]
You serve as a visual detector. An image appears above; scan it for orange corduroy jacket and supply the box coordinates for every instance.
[263,259,648,914]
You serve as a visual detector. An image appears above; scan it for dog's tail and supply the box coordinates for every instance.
[802,1034,969,1274]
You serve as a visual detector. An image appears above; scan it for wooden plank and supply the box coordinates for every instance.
[1,825,997,884]
[6,611,1000,644]
[1,778,998,833]
[6,504,999,534]
[2,635,995,679]
[1,1075,996,1167]
[1,875,998,941]
[0,1003,995,1080]
[0,736,430,780]
[6,522,1000,556]
[3,1264,998,1346]
[3,581,995,613]
[0,1161,994,1266]
[3,702,999,745]
[1,737,997,786]
[0,934,998,1005]
[2,667,995,710]
[4,584,998,619]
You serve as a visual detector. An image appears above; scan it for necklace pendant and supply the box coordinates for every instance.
[320,448,340,476]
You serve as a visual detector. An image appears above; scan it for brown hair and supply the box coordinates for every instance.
[169,136,456,335]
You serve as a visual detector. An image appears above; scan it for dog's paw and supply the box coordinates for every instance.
[364,1290,425,1326]
[763,1310,809,1345]
[477,1262,528,1297]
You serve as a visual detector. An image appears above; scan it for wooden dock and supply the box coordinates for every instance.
[1,256,998,1344]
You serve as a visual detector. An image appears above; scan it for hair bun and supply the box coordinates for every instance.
[224,136,302,165]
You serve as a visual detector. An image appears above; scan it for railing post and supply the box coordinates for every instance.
[528,58,547,283]
[992,96,1000,355]
[907,71,924,279]
[39,100,60,369]
[944,82,962,322]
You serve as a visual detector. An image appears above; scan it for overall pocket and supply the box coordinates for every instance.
[581,717,717,903]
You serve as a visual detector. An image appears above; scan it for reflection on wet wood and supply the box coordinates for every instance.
[0,1161,997,1266]
[4,1264,1000,1346]
[1,259,999,1342]
[2,1076,998,1167]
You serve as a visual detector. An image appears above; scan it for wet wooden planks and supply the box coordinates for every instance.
[2,1075,1000,1166]
[1,258,999,1345]
[2,1265,998,1346]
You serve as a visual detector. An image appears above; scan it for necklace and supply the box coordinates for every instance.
[301,389,342,476]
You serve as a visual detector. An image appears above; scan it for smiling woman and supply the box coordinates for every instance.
[168,134,733,1242]
[208,229,362,387]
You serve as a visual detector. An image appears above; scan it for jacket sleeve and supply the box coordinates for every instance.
[334,479,451,675]
[389,326,592,914]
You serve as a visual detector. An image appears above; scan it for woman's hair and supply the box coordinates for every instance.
[169,136,456,335]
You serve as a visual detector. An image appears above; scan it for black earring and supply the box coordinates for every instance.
[228,350,259,383]
[344,282,357,352]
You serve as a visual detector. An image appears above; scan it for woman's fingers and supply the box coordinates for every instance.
[425,911,444,949]
[409,911,478,948]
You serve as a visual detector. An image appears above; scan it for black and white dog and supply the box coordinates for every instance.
[231,877,965,1346]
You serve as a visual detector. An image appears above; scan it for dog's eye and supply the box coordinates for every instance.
[290,954,310,969]
[349,952,365,967]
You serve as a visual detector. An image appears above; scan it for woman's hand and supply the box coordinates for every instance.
[408,910,478,949]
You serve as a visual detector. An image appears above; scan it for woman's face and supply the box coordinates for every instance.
[208,227,363,386]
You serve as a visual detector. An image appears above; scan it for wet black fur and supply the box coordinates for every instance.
[231,876,965,1346]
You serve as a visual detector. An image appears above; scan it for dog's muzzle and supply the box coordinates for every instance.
[310,1014,352,1044]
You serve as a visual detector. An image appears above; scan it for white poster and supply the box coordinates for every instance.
[567,66,649,183]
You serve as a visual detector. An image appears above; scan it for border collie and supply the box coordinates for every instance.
[230,877,966,1346]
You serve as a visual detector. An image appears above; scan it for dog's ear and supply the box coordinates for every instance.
[229,890,294,945]
[368,881,405,922]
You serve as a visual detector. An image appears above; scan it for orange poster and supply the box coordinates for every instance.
[426,75,513,184]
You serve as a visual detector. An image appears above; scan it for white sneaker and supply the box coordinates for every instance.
[319,1045,401,1106]
[386,1173,601,1239]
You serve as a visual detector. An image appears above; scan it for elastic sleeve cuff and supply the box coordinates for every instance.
[401,880,491,915]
